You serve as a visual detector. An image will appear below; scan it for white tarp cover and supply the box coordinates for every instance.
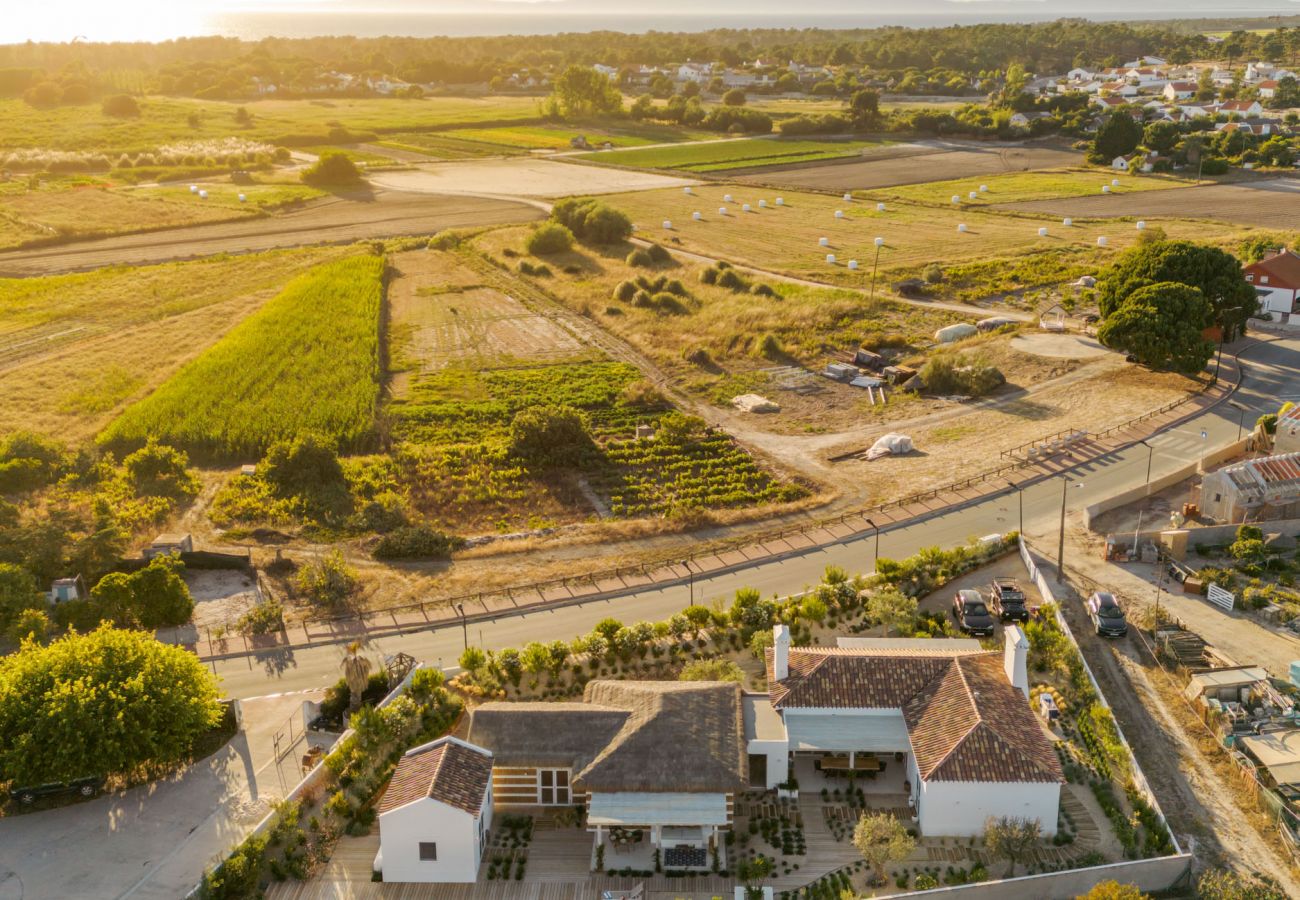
[587,792,729,827]
[732,393,780,413]
[866,433,913,461]
[935,323,977,343]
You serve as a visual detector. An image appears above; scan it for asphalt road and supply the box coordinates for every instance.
[213,335,1300,700]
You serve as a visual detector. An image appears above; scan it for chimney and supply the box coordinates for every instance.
[1003,624,1030,698]
[772,624,790,682]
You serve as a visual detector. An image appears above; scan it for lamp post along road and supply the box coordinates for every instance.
[1057,477,1082,583]
[1006,481,1023,535]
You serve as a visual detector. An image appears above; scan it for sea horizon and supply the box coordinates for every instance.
[6,7,1300,45]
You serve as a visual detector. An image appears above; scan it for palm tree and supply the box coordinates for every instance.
[342,641,373,713]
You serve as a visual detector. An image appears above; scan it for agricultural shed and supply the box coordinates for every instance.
[934,323,977,343]
[1240,730,1300,787]
[1185,666,1270,704]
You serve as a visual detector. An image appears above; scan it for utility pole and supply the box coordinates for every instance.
[1057,477,1081,583]
[869,237,884,302]
[1006,481,1023,535]
[455,603,468,651]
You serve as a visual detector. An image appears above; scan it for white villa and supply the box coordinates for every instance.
[374,629,1063,883]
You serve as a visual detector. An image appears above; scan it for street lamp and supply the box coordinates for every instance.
[865,518,880,569]
[1136,438,1154,492]
[1229,399,1250,441]
[1005,480,1023,535]
[869,237,885,302]
[1057,476,1083,583]
[455,603,468,651]
[1211,306,1243,385]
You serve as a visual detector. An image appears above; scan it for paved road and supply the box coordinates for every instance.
[213,336,1300,700]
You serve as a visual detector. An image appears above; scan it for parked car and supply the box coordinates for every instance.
[952,589,996,636]
[8,776,103,806]
[1086,592,1129,637]
[989,578,1030,622]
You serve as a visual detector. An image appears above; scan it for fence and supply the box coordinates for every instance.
[892,854,1191,899]
[183,663,428,898]
[1018,538,1183,858]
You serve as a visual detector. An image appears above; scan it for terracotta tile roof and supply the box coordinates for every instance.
[769,646,1063,784]
[378,737,493,816]
[1246,250,1300,291]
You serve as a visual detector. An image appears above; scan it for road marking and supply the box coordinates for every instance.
[240,687,323,702]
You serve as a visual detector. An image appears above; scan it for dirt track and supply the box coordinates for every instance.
[998,177,1300,227]
[734,142,1081,192]
[0,189,544,277]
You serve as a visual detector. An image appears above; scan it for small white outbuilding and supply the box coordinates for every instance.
[375,737,494,884]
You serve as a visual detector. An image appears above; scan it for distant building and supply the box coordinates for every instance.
[49,575,87,604]
[1245,248,1300,317]
[1202,452,1300,522]
[145,532,193,559]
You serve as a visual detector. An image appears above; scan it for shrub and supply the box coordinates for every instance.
[373,525,466,560]
[699,267,718,285]
[612,280,638,301]
[923,263,944,284]
[649,292,687,314]
[236,598,284,635]
[525,222,574,255]
[646,244,672,264]
[757,333,784,359]
[920,352,1005,397]
[626,248,653,267]
[581,205,633,244]
[300,152,363,187]
[296,550,358,612]
[751,283,777,297]
[716,269,749,291]
[508,405,593,466]
[632,289,652,307]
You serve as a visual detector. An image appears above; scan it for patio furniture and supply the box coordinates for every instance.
[821,755,881,773]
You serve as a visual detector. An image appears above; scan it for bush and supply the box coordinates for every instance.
[626,248,653,267]
[751,283,777,297]
[923,263,944,284]
[699,267,718,285]
[581,205,633,244]
[102,94,140,118]
[508,405,593,466]
[716,268,749,291]
[295,550,358,611]
[612,280,638,301]
[373,525,466,561]
[920,352,1005,397]
[525,222,574,255]
[646,244,672,264]
[300,152,363,187]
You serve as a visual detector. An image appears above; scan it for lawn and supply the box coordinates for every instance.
[100,254,385,459]
[0,94,542,153]
[866,169,1203,207]
[578,138,888,172]
[0,247,349,440]
[377,122,719,159]
[599,184,1250,288]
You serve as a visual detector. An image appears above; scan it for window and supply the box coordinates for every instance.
[538,769,571,805]
[1246,274,1254,282]
[1261,276,1270,285]
[419,842,437,861]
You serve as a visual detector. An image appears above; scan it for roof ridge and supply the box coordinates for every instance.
[917,660,981,776]
[426,741,451,799]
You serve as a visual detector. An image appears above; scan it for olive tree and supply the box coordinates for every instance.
[984,815,1041,876]
[852,812,915,885]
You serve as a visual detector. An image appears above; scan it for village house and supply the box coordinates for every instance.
[1201,452,1300,522]
[1274,405,1300,456]
[373,630,1063,883]
[1219,99,1265,117]
[1245,248,1300,317]
[1163,81,1197,101]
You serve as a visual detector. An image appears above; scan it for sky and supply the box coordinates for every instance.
[5,0,1300,44]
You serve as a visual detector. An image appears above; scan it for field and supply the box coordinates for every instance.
[865,169,1201,207]
[379,122,720,158]
[998,178,1300,228]
[100,254,385,459]
[383,249,803,531]
[576,137,888,172]
[0,95,543,153]
[473,227,1090,435]
[600,183,1242,290]
[0,247,349,440]
[735,143,1084,191]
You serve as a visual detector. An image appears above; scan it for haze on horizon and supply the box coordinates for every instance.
[6,0,1300,44]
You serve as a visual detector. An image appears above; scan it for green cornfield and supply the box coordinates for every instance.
[100,254,384,459]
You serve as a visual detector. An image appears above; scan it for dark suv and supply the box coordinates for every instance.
[952,589,996,636]
[1087,592,1129,638]
[990,578,1030,622]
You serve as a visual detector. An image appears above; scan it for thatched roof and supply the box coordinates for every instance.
[467,680,747,794]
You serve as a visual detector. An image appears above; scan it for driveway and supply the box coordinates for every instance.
[0,691,321,900]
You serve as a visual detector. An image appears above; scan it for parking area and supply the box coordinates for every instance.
[916,551,1044,638]
[0,689,322,900]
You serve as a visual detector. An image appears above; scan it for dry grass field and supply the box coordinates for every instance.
[473,227,1101,436]
[864,168,1201,207]
[998,177,1300,228]
[387,250,595,395]
[734,143,1083,191]
[0,247,349,440]
[603,184,1240,289]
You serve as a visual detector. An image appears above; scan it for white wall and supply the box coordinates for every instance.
[379,799,480,883]
[747,738,789,789]
[916,781,1059,837]
[1256,285,1296,315]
